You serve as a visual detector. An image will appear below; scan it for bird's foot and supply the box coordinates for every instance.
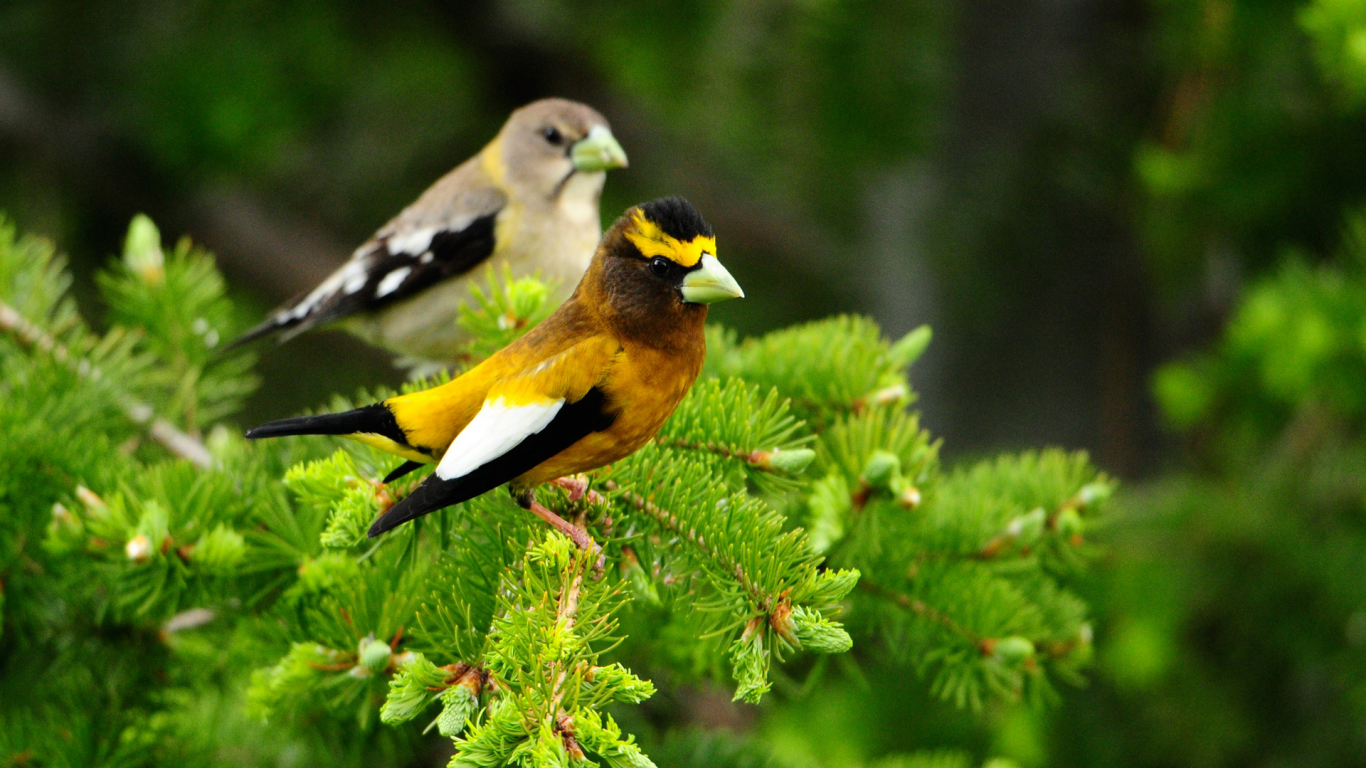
[552,475,604,504]
[527,499,606,573]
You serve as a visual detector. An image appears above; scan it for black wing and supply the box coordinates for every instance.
[229,213,499,348]
[368,388,615,537]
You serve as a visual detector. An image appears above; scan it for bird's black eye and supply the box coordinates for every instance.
[649,257,672,278]
[543,126,564,145]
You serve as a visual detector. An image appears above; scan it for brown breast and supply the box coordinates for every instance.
[519,335,704,484]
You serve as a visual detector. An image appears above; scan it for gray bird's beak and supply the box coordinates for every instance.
[571,126,629,172]
[681,254,745,304]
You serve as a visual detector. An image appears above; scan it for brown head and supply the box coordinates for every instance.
[491,98,628,202]
[578,197,744,347]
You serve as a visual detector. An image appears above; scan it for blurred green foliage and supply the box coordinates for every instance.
[1302,0,1366,101]
[1049,213,1366,765]
[1036,4,1366,764]
[0,0,486,227]
[1137,0,1366,303]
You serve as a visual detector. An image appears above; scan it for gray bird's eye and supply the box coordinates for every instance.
[542,127,564,146]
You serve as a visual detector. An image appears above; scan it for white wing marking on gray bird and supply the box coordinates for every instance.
[375,267,413,298]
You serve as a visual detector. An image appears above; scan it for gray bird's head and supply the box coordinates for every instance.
[494,98,628,204]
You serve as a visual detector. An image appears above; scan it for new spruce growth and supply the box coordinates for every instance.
[1,215,1110,767]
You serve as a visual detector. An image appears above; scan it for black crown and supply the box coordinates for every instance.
[639,197,714,242]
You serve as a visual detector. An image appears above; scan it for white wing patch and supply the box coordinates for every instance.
[435,397,565,481]
[375,267,412,298]
[284,260,368,320]
[257,208,498,334]
[386,226,438,256]
[343,270,369,295]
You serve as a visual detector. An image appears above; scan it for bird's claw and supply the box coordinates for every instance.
[553,475,604,504]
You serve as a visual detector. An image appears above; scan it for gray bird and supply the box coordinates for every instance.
[231,98,628,368]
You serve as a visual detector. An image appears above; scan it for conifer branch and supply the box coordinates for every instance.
[0,298,213,468]
[858,578,979,644]
[544,562,585,734]
[602,479,768,611]
[649,436,813,474]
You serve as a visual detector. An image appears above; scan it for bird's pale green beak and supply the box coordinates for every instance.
[681,254,745,305]
[571,125,628,172]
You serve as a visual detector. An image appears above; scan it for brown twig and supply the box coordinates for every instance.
[0,299,213,468]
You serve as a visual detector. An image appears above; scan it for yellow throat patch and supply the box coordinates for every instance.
[480,135,506,187]
[625,210,716,268]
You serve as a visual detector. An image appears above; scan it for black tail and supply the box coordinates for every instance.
[245,403,408,443]
[222,315,288,352]
[224,313,322,351]
[368,474,480,537]
[382,460,425,484]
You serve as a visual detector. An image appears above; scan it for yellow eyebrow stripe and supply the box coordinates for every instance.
[625,210,715,268]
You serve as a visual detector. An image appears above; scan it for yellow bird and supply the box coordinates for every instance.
[245,198,743,544]
[230,98,628,368]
